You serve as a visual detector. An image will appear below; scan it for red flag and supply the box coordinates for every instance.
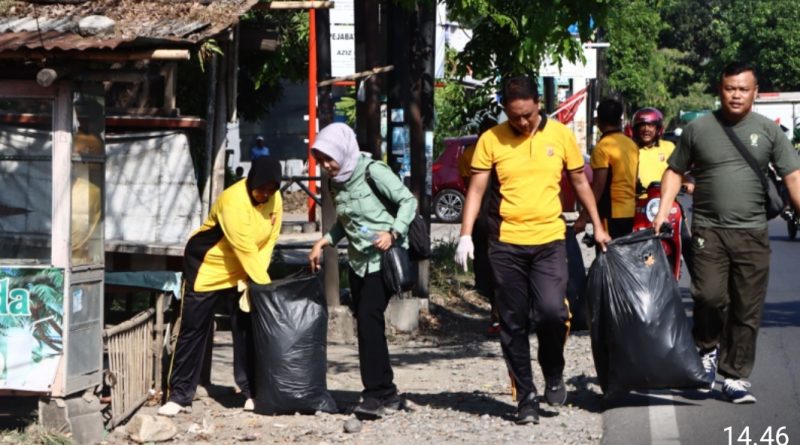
[553,88,587,125]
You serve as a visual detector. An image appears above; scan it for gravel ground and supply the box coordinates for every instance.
[105,286,603,445]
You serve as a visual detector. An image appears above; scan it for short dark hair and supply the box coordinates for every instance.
[720,61,758,85]
[502,75,539,104]
[596,98,624,126]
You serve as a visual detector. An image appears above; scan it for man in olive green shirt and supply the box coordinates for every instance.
[655,62,800,404]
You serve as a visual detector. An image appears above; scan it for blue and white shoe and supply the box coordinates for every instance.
[699,348,718,393]
[722,378,757,404]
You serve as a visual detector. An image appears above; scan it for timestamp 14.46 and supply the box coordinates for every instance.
[724,426,789,445]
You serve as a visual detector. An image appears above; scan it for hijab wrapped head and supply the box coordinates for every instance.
[311,123,361,183]
[247,157,282,193]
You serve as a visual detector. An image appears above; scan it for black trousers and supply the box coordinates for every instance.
[490,239,570,401]
[349,268,397,400]
[690,227,770,379]
[604,217,634,239]
[167,287,253,406]
[472,216,496,315]
[227,296,256,399]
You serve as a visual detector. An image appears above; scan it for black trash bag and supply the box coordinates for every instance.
[587,229,710,396]
[250,273,337,414]
[565,226,588,331]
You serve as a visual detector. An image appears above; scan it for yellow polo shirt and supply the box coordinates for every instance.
[589,131,639,219]
[471,116,584,245]
[638,140,675,190]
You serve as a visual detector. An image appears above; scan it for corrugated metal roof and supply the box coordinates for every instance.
[0,0,259,52]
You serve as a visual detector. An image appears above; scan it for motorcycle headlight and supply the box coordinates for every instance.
[646,198,661,222]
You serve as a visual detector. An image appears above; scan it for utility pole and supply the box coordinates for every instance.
[354,0,384,159]
[384,2,435,300]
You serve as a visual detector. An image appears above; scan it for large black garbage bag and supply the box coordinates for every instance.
[566,226,588,331]
[250,273,337,414]
[587,229,710,395]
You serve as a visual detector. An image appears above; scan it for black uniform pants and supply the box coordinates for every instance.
[227,296,256,399]
[349,268,397,401]
[489,239,570,401]
[167,287,253,406]
[690,227,770,379]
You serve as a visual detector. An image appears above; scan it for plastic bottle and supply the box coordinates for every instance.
[358,225,378,242]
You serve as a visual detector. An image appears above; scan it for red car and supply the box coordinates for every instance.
[432,135,592,222]
[432,136,476,222]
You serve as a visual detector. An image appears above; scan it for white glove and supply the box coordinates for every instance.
[454,235,475,272]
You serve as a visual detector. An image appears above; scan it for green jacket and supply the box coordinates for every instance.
[324,156,417,277]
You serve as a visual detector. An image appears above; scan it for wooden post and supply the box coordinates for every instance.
[154,293,165,392]
[316,5,340,307]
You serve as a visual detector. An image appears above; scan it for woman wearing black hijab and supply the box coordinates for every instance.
[160,157,283,416]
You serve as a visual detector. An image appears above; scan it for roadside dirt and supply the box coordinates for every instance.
[104,284,603,445]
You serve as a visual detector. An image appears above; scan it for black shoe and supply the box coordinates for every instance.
[544,375,567,406]
[382,393,405,411]
[515,393,540,425]
[354,398,385,420]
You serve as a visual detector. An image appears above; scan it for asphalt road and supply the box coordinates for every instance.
[602,217,800,445]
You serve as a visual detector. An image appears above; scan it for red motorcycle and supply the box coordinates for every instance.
[632,182,684,280]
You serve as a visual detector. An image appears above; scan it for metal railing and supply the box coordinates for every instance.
[281,175,321,206]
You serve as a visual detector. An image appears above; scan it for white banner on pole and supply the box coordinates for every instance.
[329,0,355,78]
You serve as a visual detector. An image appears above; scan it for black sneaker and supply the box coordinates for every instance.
[544,375,567,406]
[515,393,540,425]
[382,393,405,412]
[354,398,385,420]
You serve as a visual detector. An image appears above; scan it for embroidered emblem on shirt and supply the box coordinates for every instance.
[659,153,665,162]
[750,134,759,147]
[546,147,554,156]
[694,236,705,250]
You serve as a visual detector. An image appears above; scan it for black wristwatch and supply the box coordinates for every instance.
[389,228,400,240]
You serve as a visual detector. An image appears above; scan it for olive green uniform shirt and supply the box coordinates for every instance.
[669,110,800,229]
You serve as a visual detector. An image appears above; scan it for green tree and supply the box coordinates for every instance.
[444,0,609,82]
[720,1,800,92]
[603,0,716,125]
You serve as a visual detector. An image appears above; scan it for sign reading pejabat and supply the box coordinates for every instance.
[0,267,64,392]
[329,0,355,78]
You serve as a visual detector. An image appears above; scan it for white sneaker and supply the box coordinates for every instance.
[243,398,255,411]
[722,379,757,404]
[157,401,191,416]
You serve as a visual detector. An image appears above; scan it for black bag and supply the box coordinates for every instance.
[364,162,431,260]
[587,229,710,396]
[381,244,414,294]
[249,273,337,414]
[717,114,785,219]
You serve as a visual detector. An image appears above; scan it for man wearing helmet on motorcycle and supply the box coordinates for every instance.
[632,107,694,193]
[633,107,695,274]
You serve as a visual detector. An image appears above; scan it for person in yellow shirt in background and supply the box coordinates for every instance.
[458,117,500,335]
[575,98,639,238]
[632,107,695,273]
[160,157,283,416]
[632,107,694,193]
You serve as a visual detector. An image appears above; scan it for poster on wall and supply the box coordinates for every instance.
[0,267,64,392]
